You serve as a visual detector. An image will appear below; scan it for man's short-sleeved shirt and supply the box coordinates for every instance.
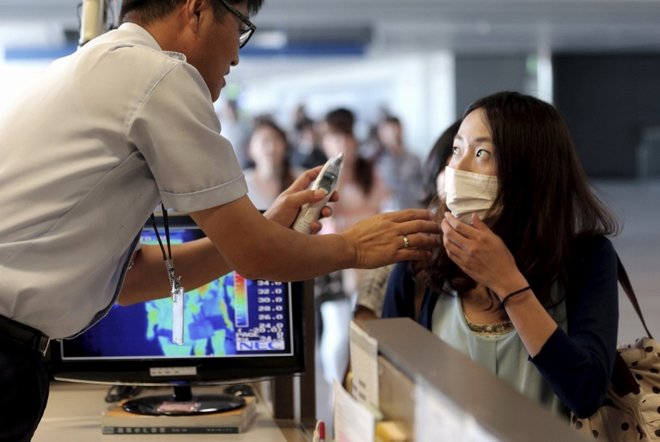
[0,23,247,338]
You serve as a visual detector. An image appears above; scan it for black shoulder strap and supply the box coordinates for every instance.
[616,255,654,339]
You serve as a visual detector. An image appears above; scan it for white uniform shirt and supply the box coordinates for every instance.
[0,23,247,338]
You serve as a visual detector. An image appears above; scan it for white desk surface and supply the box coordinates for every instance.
[33,382,309,442]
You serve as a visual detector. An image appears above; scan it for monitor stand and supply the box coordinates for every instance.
[121,384,245,416]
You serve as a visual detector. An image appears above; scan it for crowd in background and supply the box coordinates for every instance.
[217,100,425,213]
[216,99,428,393]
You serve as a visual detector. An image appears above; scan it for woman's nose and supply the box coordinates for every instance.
[450,153,474,173]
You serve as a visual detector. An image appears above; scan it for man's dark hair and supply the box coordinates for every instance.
[322,107,376,196]
[120,0,263,24]
[380,115,401,127]
[324,108,355,136]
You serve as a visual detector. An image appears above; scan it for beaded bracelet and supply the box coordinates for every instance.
[500,286,531,309]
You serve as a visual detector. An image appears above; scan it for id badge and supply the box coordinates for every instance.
[171,284,185,345]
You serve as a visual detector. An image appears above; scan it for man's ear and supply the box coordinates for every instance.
[184,0,206,31]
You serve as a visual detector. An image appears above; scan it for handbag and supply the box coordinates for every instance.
[570,256,660,441]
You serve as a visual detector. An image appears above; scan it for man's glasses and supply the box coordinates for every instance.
[217,0,256,48]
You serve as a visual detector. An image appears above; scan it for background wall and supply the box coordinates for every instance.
[454,55,532,117]
[554,53,660,178]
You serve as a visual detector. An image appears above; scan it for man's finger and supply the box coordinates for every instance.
[287,166,323,192]
[385,208,436,223]
[405,232,441,250]
[320,206,333,219]
[308,219,327,234]
[285,189,327,209]
[398,219,441,235]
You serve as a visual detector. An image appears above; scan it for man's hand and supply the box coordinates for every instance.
[340,209,441,268]
[264,166,339,234]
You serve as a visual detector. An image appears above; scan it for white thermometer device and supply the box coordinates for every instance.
[292,153,344,233]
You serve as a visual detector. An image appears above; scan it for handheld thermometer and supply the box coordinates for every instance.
[292,153,344,234]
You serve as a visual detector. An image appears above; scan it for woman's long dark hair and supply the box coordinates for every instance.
[422,91,619,305]
[419,119,462,207]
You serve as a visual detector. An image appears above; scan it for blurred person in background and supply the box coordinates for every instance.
[315,107,392,387]
[354,119,461,321]
[243,117,303,210]
[290,117,327,169]
[320,108,392,236]
[217,98,253,169]
[374,115,424,210]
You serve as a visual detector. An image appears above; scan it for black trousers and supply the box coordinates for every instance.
[0,340,50,442]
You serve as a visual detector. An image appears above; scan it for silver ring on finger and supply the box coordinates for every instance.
[402,234,410,249]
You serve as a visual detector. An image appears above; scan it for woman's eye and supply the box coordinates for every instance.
[451,146,460,155]
[476,148,490,158]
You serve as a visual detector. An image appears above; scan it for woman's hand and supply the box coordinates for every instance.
[441,212,527,297]
[263,166,339,234]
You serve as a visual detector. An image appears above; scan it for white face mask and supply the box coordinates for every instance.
[444,166,499,223]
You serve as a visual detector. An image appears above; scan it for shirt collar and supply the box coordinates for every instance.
[117,22,187,62]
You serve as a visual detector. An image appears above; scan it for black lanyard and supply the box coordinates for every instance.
[150,203,172,263]
[149,203,180,291]
[149,204,185,345]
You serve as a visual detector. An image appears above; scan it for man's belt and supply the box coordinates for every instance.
[0,314,50,356]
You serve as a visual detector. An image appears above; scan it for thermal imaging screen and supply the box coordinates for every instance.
[60,227,294,360]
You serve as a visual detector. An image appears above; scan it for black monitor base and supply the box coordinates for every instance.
[122,384,245,416]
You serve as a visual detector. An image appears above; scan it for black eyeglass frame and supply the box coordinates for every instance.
[217,0,257,48]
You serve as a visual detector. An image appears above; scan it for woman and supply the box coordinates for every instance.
[243,118,302,211]
[319,108,391,237]
[382,91,620,418]
[316,107,391,386]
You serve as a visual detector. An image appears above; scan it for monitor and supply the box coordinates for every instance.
[49,215,306,415]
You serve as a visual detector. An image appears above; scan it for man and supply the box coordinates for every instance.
[0,1,439,439]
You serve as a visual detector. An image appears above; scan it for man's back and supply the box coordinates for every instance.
[0,23,244,338]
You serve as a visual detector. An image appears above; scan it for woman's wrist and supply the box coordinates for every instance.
[492,272,529,302]
[499,286,532,309]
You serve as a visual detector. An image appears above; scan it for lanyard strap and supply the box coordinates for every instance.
[150,203,171,261]
[149,204,185,345]
[149,203,179,290]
